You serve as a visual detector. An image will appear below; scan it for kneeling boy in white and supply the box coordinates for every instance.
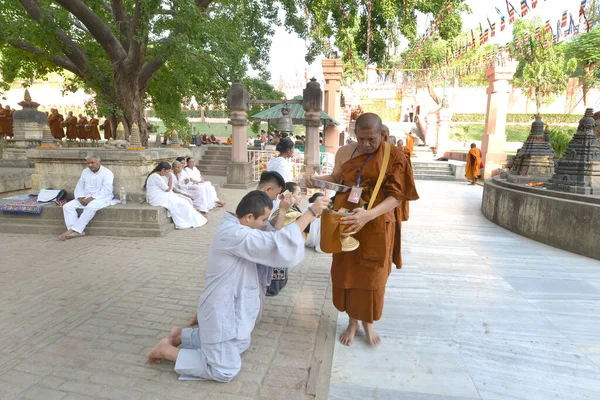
[146,190,330,382]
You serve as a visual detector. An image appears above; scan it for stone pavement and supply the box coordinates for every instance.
[329,181,600,400]
[0,185,337,400]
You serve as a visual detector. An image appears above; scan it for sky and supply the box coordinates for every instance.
[265,0,586,82]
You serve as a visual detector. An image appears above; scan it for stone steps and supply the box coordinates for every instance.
[0,202,175,237]
[413,174,457,181]
[198,147,231,177]
[412,161,455,181]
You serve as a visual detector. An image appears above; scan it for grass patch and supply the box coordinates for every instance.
[451,124,576,143]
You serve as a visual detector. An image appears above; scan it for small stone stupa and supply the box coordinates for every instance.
[127,123,144,149]
[594,111,600,140]
[12,89,47,143]
[169,130,180,147]
[546,108,600,194]
[39,125,57,148]
[115,122,126,141]
[508,115,557,183]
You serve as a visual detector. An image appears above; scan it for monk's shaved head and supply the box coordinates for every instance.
[381,124,389,136]
[355,113,383,134]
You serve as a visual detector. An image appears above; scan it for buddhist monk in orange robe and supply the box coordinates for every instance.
[5,106,14,138]
[77,114,88,140]
[48,109,65,139]
[64,112,78,140]
[89,116,101,141]
[0,104,7,138]
[99,118,111,140]
[465,143,482,185]
[406,133,415,157]
[307,113,419,346]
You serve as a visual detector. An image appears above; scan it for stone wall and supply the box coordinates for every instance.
[482,178,600,260]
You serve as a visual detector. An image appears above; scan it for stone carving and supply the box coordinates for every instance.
[508,115,557,183]
[128,123,143,149]
[169,130,180,147]
[115,122,126,141]
[546,108,600,194]
[40,125,56,147]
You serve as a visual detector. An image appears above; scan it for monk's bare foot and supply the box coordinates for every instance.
[362,321,381,347]
[188,311,198,326]
[168,327,182,347]
[146,338,171,364]
[58,229,74,241]
[339,318,359,346]
[216,200,226,207]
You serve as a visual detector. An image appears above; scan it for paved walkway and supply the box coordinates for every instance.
[0,186,336,400]
[329,181,600,400]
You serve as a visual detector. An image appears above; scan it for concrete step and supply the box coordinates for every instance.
[413,169,454,175]
[196,159,230,166]
[412,162,452,167]
[0,202,177,237]
[413,174,457,181]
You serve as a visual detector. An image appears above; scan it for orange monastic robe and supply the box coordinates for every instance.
[6,109,14,138]
[406,135,415,157]
[65,116,78,140]
[77,117,88,140]
[48,113,65,139]
[100,119,111,140]
[0,108,7,135]
[89,117,101,140]
[465,147,482,180]
[331,143,419,323]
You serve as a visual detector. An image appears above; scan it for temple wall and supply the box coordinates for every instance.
[482,178,600,261]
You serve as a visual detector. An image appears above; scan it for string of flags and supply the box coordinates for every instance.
[400,0,593,74]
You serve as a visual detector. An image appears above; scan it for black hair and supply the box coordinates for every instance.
[236,190,273,219]
[175,156,186,163]
[276,138,295,154]
[258,171,285,190]
[186,157,193,164]
[143,161,171,189]
[285,181,299,193]
[308,192,324,203]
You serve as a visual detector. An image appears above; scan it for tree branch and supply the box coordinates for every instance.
[196,0,213,9]
[6,38,82,77]
[110,0,131,49]
[138,57,165,92]
[17,0,89,73]
[129,0,148,69]
[54,0,127,63]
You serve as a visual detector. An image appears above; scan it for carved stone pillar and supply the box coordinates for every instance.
[303,78,323,174]
[481,63,517,178]
[322,59,344,154]
[435,107,453,158]
[224,82,254,188]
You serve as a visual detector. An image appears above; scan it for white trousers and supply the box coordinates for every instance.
[63,198,109,233]
[174,328,250,382]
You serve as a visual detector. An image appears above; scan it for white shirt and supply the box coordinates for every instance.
[145,173,170,207]
[74,165,114,202]
[267,156,293,182]
[197,212,305,343]
[184,166,202,182]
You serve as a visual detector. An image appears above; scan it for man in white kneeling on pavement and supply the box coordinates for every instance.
[59,154,114,240]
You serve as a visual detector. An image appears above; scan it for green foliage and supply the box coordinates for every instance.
[450,123,576,144]
[549,128,576,158]
[511,18,572,112]
[452,113,583,124]
[242,77,284,135]
[565,27,600,101]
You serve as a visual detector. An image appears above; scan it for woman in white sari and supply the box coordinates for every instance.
[184,158,225,212]
[171,161,208,215]
[144,162,207,229]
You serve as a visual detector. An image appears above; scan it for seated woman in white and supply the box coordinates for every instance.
[145,161,207,229]
[171,160,208,215]
[184,158,225,213]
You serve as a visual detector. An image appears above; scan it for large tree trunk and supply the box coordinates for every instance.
[113,63,148,146]
[425,71,441,105]
[583,62,596,109]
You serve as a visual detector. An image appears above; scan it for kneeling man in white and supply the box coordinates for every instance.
[59,155,114,240]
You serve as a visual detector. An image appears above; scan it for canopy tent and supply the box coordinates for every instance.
[248,95,340,126]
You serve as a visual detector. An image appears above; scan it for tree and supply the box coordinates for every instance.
[565,28,600,108]
[512,18,573,113]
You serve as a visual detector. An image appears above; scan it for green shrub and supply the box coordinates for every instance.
[549,128,576,158]
[452,113,582,124]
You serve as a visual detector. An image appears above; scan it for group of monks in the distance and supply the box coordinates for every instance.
[47,108,111,142]
[0,102,15,139]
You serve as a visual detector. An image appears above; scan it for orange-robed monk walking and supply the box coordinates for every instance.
[307,113,419,347]
[465,143,482,185]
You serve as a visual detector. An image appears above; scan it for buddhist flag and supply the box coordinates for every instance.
[544,20,551,34]
[515,37,520,49]
[488,18,496,37]
[471,29,476,48]
[496,7,507,31]
[505,43,511,54]
[580,0,587,17]
[479,29,484,45]
[446,0,451,13]
[561,10,568,27]
[532,0,538,9]
[552,35,557,45]
[521,0,529,17]
[534,26,541,40]
[506,1,518,23]
[484,29,490,43]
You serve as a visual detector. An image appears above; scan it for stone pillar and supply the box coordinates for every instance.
[224,82,254,188]
[425,113,437,146]
[435,107,453,158]
[303,78,323,174]
[322,59,344,154]
[481,63,517,179]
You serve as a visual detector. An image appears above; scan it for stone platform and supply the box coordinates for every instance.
[0,201,175,237]
[0,168,34,193]
[482,177,600,260]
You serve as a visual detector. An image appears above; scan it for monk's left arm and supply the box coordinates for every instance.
[365,196,402,220]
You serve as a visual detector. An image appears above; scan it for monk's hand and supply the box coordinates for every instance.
[310,196,331,215]
[304,174,318,189]
[340,208,372,233]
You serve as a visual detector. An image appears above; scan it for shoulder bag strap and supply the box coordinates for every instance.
[367,142,391,210]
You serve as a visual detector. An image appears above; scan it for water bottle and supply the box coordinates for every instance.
[119,186,127,204]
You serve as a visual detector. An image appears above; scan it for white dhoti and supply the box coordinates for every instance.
[63,198,110,233]
[174,328,250,382]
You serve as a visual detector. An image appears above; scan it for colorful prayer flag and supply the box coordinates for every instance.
[521,0,529,17]
[552,35,557,45]
[561,11,568,27]
[501,18,506,31]
[491,23,496,37]
[544,20,551,34]
[446,0,451,13]
[484,29,489,43]
[532,0,538,9]
[580,0,587,17]
[515,37,520,49]
[534,26,541,40]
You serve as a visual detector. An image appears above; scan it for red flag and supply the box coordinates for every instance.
[521,0,529,17]
[532,0,538,9]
